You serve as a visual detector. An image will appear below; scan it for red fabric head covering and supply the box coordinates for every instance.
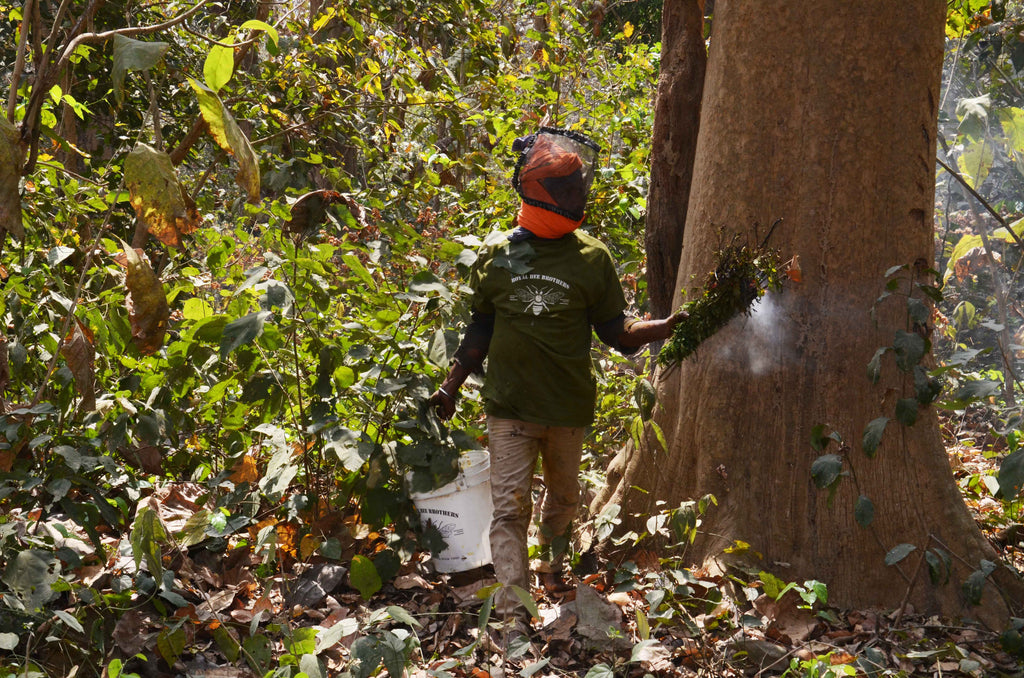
[516,135,586,238]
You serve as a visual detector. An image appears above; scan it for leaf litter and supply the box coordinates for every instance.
[2,441,1022,678]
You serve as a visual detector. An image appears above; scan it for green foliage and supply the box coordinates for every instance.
[659,237,784,366]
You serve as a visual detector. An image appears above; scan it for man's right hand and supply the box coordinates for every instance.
[427,388,458,420]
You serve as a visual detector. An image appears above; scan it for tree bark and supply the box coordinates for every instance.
[598,0,1021,623]
[645,0,705,318]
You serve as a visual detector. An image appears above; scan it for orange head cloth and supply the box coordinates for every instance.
[516,135,586,238]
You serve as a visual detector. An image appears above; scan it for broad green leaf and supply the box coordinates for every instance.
[342,253,376,289]
[350,636,383,678]
[894,398,919,426]
[884,543,916,567]
[350,555,382,599]
[219,310,272,358]
[0,116,23,240]
[157,628,186,668]
[759,570,786,599]
[386,605,422,628]
[124,144,201,247]
[925,548,952,586]
[854,495,874,528]
[284,627,318,655]
[862,417,888,457]
[240,19,279,45]
[1,550,58,611]
[962,567,988,605]
[187,79,261,202]
[181,297,214,320]
[955,94,990,140]
[940,378,1001,408]
[314,618,359,653]
[913,365,943,405]
[585,664,615,678]
[893,330,926,371]
[130,503,168,577]
[634,378,656,421]
[956,138,994,190]
[997,449,1024,500]
[810,454,843,489]
[204,42,235,93]
[111,35,169,105]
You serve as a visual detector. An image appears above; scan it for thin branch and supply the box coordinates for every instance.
[936,155,1024,250]
[53,0,212,76]
[6,0,34,122]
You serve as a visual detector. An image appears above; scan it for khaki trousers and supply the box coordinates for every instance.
[487,415,585,618]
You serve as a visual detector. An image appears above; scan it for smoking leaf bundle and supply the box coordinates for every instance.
[659,239,784,367]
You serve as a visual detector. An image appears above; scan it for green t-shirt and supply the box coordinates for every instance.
[469,230,627,427]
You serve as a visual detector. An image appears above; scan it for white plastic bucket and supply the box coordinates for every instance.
[410,449,493,573]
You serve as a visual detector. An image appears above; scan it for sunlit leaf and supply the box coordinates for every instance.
[204,42,235,93]
[124,144,201,247]
[956,138,994,189]
[0,116,24,241]
[219,311,272,359]
[119,242,170,355]
[350,554,382,599]
[955,94,990,140]
[240,19,279,46]
[111,35,169,105]
[187,79,261,203]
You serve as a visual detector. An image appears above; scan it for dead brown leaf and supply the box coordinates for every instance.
[119,243,170,355]
[60,318,96,412]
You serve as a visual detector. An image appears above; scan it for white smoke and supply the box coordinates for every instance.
[716,293,792,376]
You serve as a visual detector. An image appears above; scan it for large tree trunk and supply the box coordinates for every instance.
[598,0,1021,622]
[644,0,706,318]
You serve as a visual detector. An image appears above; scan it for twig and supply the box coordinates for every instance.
[936,156,1024,251]
[5,0,34,122]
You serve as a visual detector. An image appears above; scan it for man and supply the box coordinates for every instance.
[428,128,682,632]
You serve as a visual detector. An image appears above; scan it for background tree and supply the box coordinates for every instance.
[596,0,1022,621]
[644,0,705,318]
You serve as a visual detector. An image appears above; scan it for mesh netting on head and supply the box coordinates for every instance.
[511,127,600,222]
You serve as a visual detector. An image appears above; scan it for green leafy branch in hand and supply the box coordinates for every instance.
[659,233,786,367]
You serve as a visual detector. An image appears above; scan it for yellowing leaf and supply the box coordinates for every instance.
[240,19,279,46]
[0,117,24,241]
[188,79,261,203]
[119,242,170,355]
[956,139,994,190]
[124,144,200,247]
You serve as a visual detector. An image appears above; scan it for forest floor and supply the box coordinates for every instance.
[13,419,1024,678]
[88,428,1021,678]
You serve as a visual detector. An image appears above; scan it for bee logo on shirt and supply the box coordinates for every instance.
[512,285,567,316]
